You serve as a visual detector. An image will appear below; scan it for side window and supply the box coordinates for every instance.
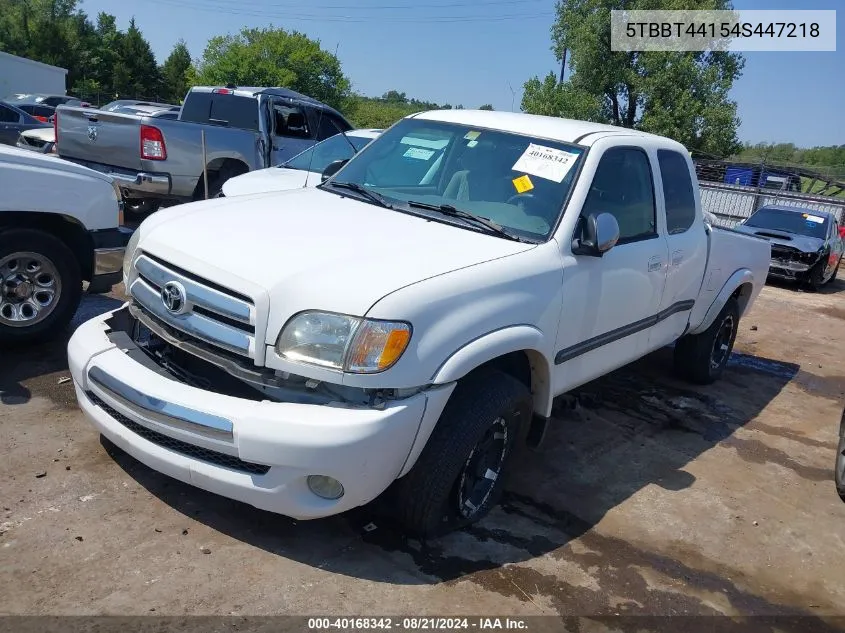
[272,103,311,139]
[0,105,21,123]
[658,149,697,234]
[316,115,341,141]
[582,147,656,243]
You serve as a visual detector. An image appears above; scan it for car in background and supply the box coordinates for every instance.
[100,99,180,113]
[0,100,50,146]
[4,93,90,123]
[16,126,56,153]
[733,204,844,289]
[221,129,382,197]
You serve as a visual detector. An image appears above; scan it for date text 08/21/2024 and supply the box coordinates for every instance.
[307,617,529,630]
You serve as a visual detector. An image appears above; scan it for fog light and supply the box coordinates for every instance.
[307,475,344,500]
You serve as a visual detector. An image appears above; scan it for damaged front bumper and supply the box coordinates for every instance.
[68,304,455,519]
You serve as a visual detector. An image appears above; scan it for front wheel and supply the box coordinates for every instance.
[674,296,739,385]
[0,229,82,346]
[391,370,532,538]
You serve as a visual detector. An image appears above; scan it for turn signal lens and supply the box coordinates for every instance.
[347,320,412,373]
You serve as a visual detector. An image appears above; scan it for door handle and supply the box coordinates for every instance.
[671,250,684,266]
[648,256,664,272]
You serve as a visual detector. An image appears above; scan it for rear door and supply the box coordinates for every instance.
[647,148,708,350]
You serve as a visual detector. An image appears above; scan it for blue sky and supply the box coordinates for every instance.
[77,0,842,147]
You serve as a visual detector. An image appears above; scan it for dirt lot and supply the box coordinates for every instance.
[2,278,845,628]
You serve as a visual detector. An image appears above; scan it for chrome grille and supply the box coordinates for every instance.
[130,253,256,358]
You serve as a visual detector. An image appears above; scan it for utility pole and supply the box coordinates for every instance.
[507,82,516,112]
[559,48,567,83]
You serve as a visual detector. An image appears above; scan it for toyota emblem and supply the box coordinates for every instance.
[87,124,98,142]
[161,281,187,315]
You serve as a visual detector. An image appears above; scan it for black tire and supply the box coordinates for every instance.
[391,369,532,538]
[198,163,248,199]
[836,409,845,502]
[674,296,740,385]
[806,260,827,291]
[0,229,82,346]
[825,258,841,285]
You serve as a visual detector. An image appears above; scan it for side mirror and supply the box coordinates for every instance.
[572,212,620,257]
[321,159,348,182]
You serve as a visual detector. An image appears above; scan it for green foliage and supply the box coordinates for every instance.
[478,104,494,110]
[344,92,453,129]
[524,0,745,157]
[195,26,350,110]
[0,3,162,103]
[731,143,845,180]
[160,40,192,103]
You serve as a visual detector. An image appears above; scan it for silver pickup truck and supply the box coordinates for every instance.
[54,86,354,210]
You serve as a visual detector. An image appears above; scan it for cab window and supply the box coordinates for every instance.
[582,147,656,243]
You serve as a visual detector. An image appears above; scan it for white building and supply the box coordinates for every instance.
[0,51,68,99]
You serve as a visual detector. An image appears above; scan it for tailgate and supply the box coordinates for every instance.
[56,106,142,170]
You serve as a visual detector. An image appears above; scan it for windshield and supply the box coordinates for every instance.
[744,207,828,239]
[284,133,374,172]
[323,118,584,240]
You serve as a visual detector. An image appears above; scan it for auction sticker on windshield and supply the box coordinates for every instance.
[404,147,435,160]
[803,213,824,224]
[512,144,580,183]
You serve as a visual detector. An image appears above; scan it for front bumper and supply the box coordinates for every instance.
[768,257,813,279]
[89,227,133,291]
[68,307,454,519]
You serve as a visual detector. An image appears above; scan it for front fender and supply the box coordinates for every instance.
[431,325,553,416]
[688,269,755,335]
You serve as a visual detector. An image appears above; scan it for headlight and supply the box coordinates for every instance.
[122,228,142,285]
[276,311,411,373]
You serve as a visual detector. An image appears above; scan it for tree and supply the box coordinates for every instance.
[196,26,350,109]
[478,104,494,111]
[524,0,745,157]
[117,17,159,98]
[160,40,191,103]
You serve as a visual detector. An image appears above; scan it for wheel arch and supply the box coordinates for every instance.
[688,269,755,335]
[0,212,93,280]
[192,158,250,199]
[430,325,554,417]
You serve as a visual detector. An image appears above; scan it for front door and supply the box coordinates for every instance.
[554,145,669,394]
[269,99,317,165]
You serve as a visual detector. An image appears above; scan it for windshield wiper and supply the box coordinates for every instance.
[406,201,525,242]
[326,181,393,209]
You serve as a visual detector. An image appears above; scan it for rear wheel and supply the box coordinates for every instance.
[392,370,532,538]
[0,229,81,345]
[674,297,739,385]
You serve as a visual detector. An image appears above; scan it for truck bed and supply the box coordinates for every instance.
[55,105,265,201]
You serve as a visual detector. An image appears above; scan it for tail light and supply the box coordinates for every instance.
[140,125,167,160]
[34,115,48,123]
[212,88,233,94]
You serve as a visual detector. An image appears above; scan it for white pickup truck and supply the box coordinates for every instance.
[68,110,770,537]
[1,146,127,344]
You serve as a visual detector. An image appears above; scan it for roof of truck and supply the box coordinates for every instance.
[411,109,686,149]
[190,86,348,120]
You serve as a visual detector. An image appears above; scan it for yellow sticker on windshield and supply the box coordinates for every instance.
[512,174,534,193]
[464,131,481,141]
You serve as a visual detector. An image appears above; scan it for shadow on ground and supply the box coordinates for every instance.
[0,293,122,406]
[100,342,842,625]
[766,275,845,295]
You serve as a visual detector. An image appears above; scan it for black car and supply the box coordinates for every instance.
[0,100,50,146]
[733,204,845,290]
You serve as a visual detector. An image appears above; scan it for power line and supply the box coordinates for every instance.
[144,0,554,22]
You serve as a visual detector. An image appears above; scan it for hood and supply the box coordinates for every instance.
[20,127,56,142]
[733,223,824,254]
[220,166,318,197]
[138,187,534,343]
[0,144,112,184]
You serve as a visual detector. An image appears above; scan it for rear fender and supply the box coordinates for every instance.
[687,269,755,335]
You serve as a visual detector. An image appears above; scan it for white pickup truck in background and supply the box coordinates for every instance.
[0,145,127,344]
[68,110,770,537]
